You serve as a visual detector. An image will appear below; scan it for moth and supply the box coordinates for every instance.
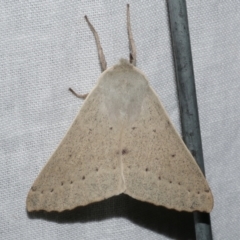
[27,5,213,213]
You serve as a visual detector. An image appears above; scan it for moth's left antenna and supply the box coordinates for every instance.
[85,15,107,72]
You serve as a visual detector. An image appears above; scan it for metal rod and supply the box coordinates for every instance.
[167,1,213,239]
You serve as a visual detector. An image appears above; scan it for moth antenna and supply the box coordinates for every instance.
[85,15,107,72]
[127,4,136,66]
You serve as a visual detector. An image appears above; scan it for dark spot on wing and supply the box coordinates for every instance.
[122,149,128,155]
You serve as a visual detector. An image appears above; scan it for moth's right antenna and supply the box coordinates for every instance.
[127,4,136,66]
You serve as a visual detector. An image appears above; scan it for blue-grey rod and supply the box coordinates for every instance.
[166,1,213,239]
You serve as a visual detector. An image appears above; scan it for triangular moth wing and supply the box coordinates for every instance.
[27,81,125,212]
[118,62,213,212]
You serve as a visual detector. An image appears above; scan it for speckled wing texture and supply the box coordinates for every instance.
[27,59,213,212]
[26,73,126,212]
[117,61,213,213]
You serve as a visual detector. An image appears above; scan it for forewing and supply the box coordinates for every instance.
[27,88,125,212]
[122,87,213,212]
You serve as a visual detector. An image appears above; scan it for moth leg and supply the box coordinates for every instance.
[127,4,136,66]
[85,16,107,72]
[69,88,88,99]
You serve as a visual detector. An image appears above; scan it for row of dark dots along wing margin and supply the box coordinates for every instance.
[31,177,86,194]
[144,167,210,195]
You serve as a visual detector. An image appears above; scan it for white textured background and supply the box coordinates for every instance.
[1,1,240,239]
